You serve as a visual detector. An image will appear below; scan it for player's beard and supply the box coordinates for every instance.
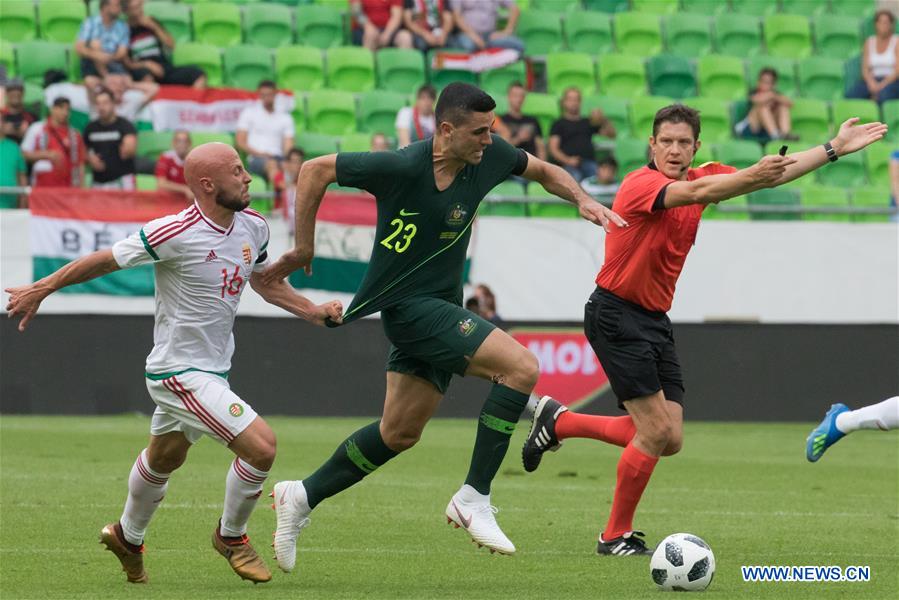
[215,190,249,212]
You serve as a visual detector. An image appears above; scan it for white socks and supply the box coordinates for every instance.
[120,449,170,546]
[835,396,899,434]
[220,458,269,537]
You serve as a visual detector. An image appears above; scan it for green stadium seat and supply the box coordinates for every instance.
[192,2,242,47]
[224,45,274,90]
[748,188,800,220]
[696,55,746,102]
[15,41,68,87]
[597,53,647,99]
[516,10,564,55]
[789,98,829,141]
[646,54,696,99]
[630,96,675,138]
[582,95,630,138]
[830,0,876,17]
[191,132,234,147]
[614,137,650,175]
[521,92,559,136]
[664,14,712,58]
[850,187,892,222]
[339,132,375,153]
[764,14,812,59]
[483,181,527,217]
[732,0,779,17]
[883,100,899,140]
[864,144,893,187]
[614,12,662,58]
[631,0,678,15]
[248,177,273,215]
[529,0,578,10]
[817,150,866,188]
[683,97,731,143]
[564,11,613,55]
[276,46,325,91]
[712,14,762,58]
[831,99,880,131]
[492,94,509,116]
[798,57,845,101]
[812,15,861,60]
[0,1,36,43]
[800,184,851,221]
[527,184,578,218]
[714,140,762,169]
[546,52,596,95]
[306,89,357,135]
[144,2,192,45]
[0,40,14,76]
[137,131,173,161]
[703,195,750,220]
[244,3,294,49]
[296,132,339,158]
[748,55,797,96]
[38,1,85,43]
[479,61,526,96]
[295,5,344,49]
[326,46,375,92]
[427,49,478,90]
[174,43,222,87]
[681,0,727,15]
[376,48,425,93]
[358,90,406,134]
[135,174,157,191]
[782,0,829,16]
[583,0,629,12]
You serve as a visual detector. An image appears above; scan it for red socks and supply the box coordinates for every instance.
[555,412,636,447]
[603,443,659,540]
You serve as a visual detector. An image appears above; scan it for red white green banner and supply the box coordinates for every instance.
[146,86,295,132]
[431,48,520,72]
[29,188,189,295]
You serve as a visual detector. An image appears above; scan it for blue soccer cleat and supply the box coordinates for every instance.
[806,403,850,462]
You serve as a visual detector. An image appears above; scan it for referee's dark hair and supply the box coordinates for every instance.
[435,83,496,126]
[652,104,701,141]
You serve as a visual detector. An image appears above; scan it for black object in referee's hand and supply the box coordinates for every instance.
[778,145,788,156]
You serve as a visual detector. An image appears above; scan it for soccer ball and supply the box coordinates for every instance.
[649,533,716,592]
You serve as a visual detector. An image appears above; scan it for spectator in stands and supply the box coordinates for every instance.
[497,81,546,161]
[75,0,131,91]
[846,10,899,105]
[0,127,28,208]
[1,80,36,146]
[371,132,391,151]
[236,80,295,182]
[580,156,620,199]
[735,68,797,142]
[154,130,193,201]
[92,74,158,122]
[396,84,436,148]
[351,0,414,50]
[21,98,86,188]
[403,0,453,52]
[474,283,505,329]
[123,0,207,88]
[84,87,138,190]
[549,87,614,182]
[273,147,305,232]
[449,0,524,54]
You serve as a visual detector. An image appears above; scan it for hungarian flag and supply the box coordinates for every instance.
[29,188,188,295]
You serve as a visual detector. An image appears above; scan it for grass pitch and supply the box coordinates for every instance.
[1,415,896,600]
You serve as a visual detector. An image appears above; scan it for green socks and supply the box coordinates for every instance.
[303,421,398,509]
[464,384,530,494]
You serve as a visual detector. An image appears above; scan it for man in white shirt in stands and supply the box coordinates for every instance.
[395,84,436,148]
[236,80,294,183]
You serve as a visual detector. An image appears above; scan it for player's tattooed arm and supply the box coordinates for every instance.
[5,249,120,331]
[249,272,343,326]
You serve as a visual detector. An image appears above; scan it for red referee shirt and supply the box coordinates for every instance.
[596,161,737,313]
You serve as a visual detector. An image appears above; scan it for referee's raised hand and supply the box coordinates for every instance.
[751,154,797,186]
[579,201,629,233]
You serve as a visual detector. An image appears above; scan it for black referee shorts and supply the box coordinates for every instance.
[584,286,685,409]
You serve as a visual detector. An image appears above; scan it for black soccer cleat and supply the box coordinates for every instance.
[522,396,567,473]
[596,531,654,556]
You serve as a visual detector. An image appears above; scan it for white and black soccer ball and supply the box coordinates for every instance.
[649,533,716,592]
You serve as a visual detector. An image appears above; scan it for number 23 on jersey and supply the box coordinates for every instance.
[380,216,417,254]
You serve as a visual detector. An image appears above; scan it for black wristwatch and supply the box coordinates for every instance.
[823,142,838,162]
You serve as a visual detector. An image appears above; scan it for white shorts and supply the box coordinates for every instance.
[145,371,258,445]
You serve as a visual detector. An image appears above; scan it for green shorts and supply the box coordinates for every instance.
[381,296,496,394]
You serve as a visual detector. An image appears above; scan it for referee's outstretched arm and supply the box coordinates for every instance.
[665,117,888,209]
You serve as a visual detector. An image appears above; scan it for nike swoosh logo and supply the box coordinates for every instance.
[452,500,472,529]
[399,209,420,216]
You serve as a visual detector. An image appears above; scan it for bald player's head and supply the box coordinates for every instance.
[184,143,251,212]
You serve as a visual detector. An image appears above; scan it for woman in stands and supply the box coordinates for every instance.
[846,9,899,105]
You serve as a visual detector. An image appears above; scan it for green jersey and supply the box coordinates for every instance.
[333,134,527,324]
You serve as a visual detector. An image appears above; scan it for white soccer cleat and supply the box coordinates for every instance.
[445,485,516,555]
[270,480,311,573]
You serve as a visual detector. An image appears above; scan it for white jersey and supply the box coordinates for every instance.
[112,202,270,378]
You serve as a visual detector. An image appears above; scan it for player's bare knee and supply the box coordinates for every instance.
[661,435,683,456]
[507,349,539,390]
[147,449,187,473]
[381,427,421,452]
